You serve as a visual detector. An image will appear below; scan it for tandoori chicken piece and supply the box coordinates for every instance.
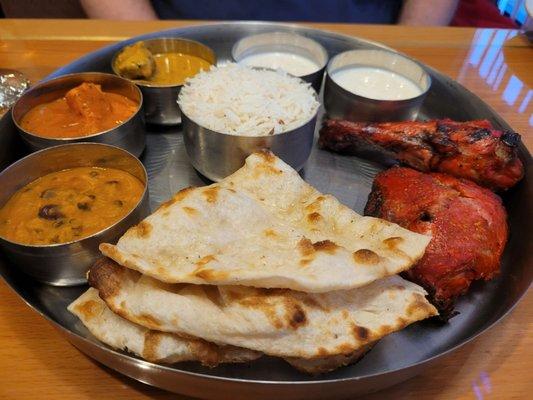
[364,167,508,318]
[319,119,524,191]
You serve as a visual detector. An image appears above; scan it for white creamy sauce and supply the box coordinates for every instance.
[239,52,319,77]
[331,66,423,100]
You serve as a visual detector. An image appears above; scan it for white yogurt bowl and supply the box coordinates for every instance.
[232,32,328,92]
[324,49,431,122]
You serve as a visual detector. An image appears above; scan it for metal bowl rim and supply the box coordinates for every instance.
[230,31,329,78]
[11,72,144,141]
[178,75,319,138]
[0,142,148,248]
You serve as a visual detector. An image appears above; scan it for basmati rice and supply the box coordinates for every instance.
[178,63,319,137]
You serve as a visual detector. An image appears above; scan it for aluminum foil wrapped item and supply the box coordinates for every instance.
[0,69,29,117]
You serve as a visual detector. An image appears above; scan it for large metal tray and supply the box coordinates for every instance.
[0,22,531,400]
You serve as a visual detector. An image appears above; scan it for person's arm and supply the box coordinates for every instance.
[398,0,459,26]
[80,0,158,20]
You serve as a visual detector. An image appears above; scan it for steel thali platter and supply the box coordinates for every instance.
[0,22,531,399]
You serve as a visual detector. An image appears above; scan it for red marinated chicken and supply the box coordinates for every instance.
[365,167,508,318]
[319,119,524,191]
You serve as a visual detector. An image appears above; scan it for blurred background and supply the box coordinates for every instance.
[0,0,530,28]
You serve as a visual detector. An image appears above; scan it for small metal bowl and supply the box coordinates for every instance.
[179,100,319,182]
[0,143,150,286]
[112,37,216,125]
[324,49,431,122]
[232,32,328,93]
[12,72,145,157]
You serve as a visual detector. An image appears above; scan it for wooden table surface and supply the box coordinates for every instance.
[0,19,531,400]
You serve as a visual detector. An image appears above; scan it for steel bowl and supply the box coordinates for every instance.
[324,49,431,122]
[180,103,319,182]
[112,37,216,126]
[232,31,328,93]
[0,143,149,286]
[12,72,145,157]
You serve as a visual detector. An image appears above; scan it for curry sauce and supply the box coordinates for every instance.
[114,41,212,86]
[0,167,144,245]
[20,82,138,138]
[149,53,212,85]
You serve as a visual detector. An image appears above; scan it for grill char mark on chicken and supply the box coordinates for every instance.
[319,118,524,191]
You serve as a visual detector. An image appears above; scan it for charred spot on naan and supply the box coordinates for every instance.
[202,186,220,203]
[190,256,229,282]
[252,151,284,176]
[263,229,278,238]
[135,313,162,329]
[406,293,438,319]
[73,299,105,321]
[157,186,195,211]
[298,238,340,256]
[307,212,322,223]
[298,238,315,257]
[316,347,329,357]
[182,206,198,216]
[256,149,277,163]
[382,237,417,262]
[193,268,229,282]
[88,257,129,300]
[195,254,217,267]
[376,324,393,336]
[189,340,226,367]
[286,303,307,329]
[334,342,356,355]
[383,236,404,249]
[299,258,312,267]
[353,249,381,265]
[230,288,308,330]
[298,238,340,266]
[313,240,339,254]
[142,331,163,361]
[304,195,327,212]
[122,220,152,239]
[351,324,371,342]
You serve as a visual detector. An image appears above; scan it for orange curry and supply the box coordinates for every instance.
[0,167,144,245]
[20,82,138,138]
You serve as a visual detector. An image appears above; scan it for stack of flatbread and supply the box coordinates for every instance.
[69,151,438,374]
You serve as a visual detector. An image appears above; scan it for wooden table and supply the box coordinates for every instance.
[0,19,531,400]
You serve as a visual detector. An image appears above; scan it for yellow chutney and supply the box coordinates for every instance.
[0,167,144,245]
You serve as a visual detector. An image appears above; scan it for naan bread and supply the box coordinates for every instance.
[100,151,430,293]
[69,287,371,374]
[68,288,261,367]
[89,258,437,360]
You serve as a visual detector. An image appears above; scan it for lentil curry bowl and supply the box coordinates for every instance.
[0,166,144,245]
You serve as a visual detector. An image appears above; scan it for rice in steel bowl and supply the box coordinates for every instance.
[177,63,319,137]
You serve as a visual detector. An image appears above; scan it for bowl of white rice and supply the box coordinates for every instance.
[177,63,319,181]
